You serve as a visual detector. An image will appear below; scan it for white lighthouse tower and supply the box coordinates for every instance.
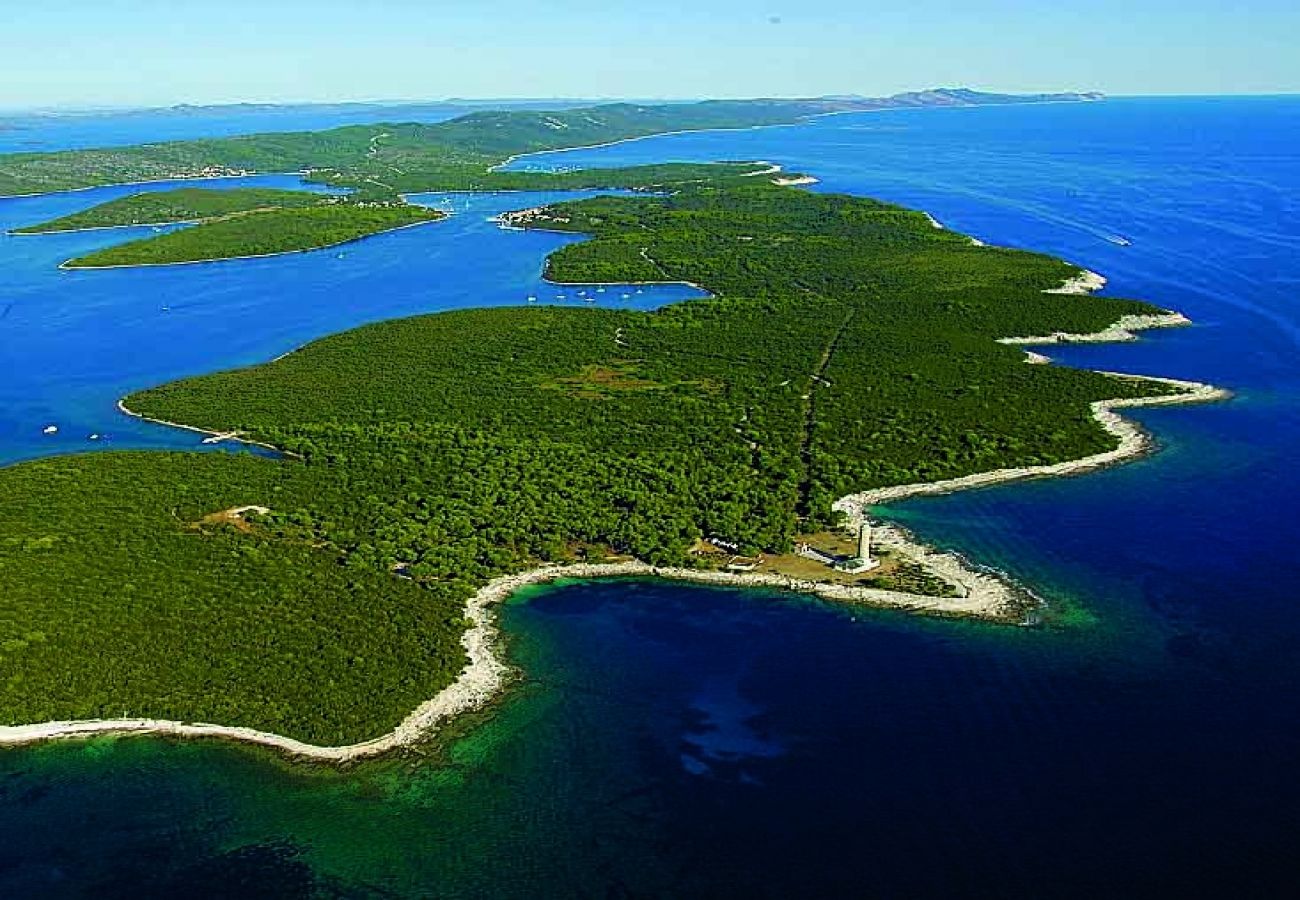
[836,521,880,574]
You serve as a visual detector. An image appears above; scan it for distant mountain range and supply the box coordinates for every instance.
[6,89,1102,120]
[0,89,1105,197]
[818,87,1104,110]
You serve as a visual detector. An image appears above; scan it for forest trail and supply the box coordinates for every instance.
[638,246,673,281]
[796,309,855,518]
[366,132,390,159]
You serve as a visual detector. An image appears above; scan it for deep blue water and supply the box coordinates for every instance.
[2,97,1299,897]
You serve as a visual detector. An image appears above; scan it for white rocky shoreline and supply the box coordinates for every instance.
[0,557,1011,764]
[115,399,293,457]
[835,374,1228,521]
[0,249,1229,763]
[999,311,1192,345]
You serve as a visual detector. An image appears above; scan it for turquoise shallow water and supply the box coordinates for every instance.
[2,98,1299,897]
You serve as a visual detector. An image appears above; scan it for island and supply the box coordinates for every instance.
[9,186,334,233]
[60,201,445,268]
[0,89,1224,760]
[9,185,448,268]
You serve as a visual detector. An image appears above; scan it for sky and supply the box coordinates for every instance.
[3,0,1297,109]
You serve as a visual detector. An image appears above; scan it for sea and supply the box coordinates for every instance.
[1,96,1297,898]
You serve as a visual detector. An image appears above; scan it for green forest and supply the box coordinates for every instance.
[0,169,1186,747]
[0,453,469,747]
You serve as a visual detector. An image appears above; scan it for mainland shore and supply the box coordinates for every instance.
[0,169,309,202]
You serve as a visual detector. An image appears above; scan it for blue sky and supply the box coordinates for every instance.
[5,1,1297,108]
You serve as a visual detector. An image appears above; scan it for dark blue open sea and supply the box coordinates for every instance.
[1,97,1298,897]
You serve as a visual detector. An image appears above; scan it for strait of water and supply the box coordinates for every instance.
[0,181,701,465]
[1,98,1298,897]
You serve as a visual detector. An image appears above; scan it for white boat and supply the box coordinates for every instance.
[89,433,101,441]
[42,425,58,435]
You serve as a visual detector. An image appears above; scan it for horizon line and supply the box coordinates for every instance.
[4,89,1299,117]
